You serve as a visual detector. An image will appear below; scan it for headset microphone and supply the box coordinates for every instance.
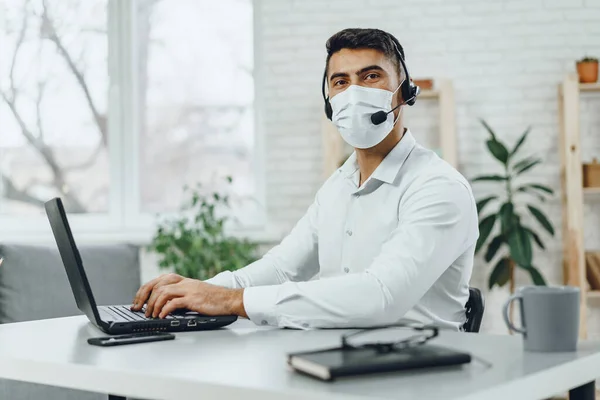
[370,89,419,125]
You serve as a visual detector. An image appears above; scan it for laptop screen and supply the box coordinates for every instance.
[45,198,102,326]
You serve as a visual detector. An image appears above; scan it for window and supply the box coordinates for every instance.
[139,0,255,214]
[0,0,260,240]
[0,0,109,215]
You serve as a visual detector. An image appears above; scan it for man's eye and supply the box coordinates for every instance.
[365,73,380,80]
[333,80,347,86]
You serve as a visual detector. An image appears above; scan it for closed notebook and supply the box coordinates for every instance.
[288,345,471,381]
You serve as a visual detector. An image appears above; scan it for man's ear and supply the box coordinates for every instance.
[395,87,404,106]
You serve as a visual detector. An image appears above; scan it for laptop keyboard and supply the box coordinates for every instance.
[105,305,190,321]
[107,306,149,321]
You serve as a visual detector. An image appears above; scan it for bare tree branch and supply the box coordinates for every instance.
[1,10,86,214]
[81,27,107,35]
[35,81,46,141]
[1,91,86,212]
[8,0,29,97]
[62,143,104,172]
[41,2,107,145]
[1,174,45,208]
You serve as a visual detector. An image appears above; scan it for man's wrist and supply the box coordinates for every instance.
[227,288,248,318]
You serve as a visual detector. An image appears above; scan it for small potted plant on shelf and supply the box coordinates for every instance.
[471,120,555,293]
[576,56,599,83]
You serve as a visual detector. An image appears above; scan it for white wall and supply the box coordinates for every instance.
[255,0,600,335]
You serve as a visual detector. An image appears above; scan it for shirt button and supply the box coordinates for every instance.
[261,320,268,326]
[346,229,353,236]
[344,267,350,273]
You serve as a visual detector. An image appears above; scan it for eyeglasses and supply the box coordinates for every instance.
[340,323,439,354]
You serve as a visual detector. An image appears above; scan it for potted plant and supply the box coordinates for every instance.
[472,120,555,293]
[576,56,599,83]
[148,177,258,280]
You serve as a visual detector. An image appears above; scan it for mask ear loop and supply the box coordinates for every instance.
[391,79,405,126]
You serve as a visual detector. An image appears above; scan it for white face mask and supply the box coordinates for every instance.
[330,84,401,149]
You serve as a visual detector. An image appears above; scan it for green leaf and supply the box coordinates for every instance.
[527,205,555,236]
[510,126,531,157]
[523,226,545,249]
[516,184,554,197]
[526,183,554,195]
[516,186,546,202]
[512,156,538,171]
[488,257,511,289]
[476,196,497,215]
[522,265,547,286]
[480,119,497,141]
[472,175,508,182]
[486,139,510,165]
[507,225,532,267]
[485,234,505,262]
[514,159,541,175]
[499,202,515,234]
[476,214,496,254]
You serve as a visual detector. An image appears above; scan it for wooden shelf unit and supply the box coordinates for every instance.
[322,79,457,178]
[558,73,600,338]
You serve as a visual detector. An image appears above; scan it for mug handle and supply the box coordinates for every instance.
[503,293,526,334]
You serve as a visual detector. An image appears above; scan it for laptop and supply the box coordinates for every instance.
[45,197,237,335]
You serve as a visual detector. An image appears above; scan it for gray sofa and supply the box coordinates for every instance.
[0,243,141,400]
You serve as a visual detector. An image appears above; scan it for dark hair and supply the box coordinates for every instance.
[325,28,405,78]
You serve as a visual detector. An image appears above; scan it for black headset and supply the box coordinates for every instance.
[322,37,419,121]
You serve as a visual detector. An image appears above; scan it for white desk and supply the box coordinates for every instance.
[0,316,598,400]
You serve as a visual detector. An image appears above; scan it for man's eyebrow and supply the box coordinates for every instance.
[356,65,385,75]
[329,71,350,81]
[329,65,385,81]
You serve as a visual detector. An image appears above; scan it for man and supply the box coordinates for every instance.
[132,28,478,330]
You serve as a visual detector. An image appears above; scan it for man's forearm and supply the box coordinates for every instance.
[241,273,396,329]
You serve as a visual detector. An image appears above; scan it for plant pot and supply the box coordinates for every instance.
[583,158,600,188]
[576,61,599,83]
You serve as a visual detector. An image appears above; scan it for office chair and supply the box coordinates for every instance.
[463,287,484,333]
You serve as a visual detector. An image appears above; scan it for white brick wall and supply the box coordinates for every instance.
[256,0,600,334]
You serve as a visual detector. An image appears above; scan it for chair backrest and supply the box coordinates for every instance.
[463,287,484,333]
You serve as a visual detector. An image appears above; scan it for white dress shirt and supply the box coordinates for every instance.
[207,129,479,330]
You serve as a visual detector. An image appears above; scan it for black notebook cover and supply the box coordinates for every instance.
[288,345,471,381]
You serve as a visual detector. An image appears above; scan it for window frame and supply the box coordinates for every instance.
[0,0,270,245]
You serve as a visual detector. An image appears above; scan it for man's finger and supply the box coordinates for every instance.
[132,277,161,310]
[145,285,165,317]
[152,287,183,318]
[159,297,187,319]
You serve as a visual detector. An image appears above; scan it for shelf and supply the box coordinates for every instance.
[579,82,600,92]
[419,89,440,99]
[584,187,600,195]
[588,290,600,299]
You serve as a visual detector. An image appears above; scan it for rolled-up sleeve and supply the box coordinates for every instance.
[242,176,477,329]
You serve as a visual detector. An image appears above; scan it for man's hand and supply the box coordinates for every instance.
[132,274,248,319]
[131,273,185,312]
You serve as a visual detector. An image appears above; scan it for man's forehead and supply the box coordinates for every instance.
[328,48,395,76]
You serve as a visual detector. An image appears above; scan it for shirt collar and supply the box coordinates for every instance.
[338,129,416,185]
